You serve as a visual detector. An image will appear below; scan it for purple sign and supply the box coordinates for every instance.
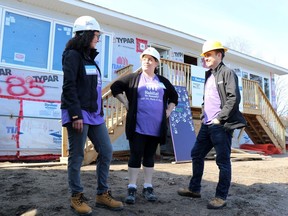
[169,86,196,162]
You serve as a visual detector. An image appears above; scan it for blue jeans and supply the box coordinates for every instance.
[67,123,112,195]
[189,123,232,200]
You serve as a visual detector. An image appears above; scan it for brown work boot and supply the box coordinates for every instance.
[70,192,92,216]
[177,188,201,198]
[96,191,123,211]
[207,197,227,209]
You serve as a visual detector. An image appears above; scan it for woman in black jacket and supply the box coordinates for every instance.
[111,47,178,204]
[61,16,123,216]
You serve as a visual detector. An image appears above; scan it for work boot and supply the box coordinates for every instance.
[142,187,157,202]
[125,187,137,204]
[207,197,227,209]
[96,191,123,211]
[70,192,92,216]
[177,188,201,198]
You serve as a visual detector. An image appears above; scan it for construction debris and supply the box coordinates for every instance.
[205,148,272,161]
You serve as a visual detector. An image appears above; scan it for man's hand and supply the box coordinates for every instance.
[212,118,220,124]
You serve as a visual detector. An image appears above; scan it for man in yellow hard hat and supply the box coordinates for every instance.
[178,40,246,209]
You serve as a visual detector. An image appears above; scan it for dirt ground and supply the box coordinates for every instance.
[0,153,288,216]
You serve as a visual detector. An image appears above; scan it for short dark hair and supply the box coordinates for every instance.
[215,49,225,59]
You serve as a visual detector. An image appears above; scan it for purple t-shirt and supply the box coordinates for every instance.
[135,73,164,137]
[203,74,221,125]
[61,67,104,126]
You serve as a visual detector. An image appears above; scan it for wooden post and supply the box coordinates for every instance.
[60,127,68,164]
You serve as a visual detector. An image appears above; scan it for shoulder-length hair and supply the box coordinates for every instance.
[65,30,98,54]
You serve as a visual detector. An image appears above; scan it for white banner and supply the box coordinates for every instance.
[171,51,184,63]
[112,34,148,77]
[23,100,61,119]
[234,69,244,112]
[19,118,61,155]
[0,117,18,156]
[0,98,20,116]
[191,65,206,107]
[0,66,62,101]
[0,66,62,158]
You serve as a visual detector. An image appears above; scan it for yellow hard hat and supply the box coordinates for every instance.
[201,40,228,56]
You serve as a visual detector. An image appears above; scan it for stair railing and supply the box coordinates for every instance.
[102,65,134,133]
[242,78,285,151]
[160,59,192,106]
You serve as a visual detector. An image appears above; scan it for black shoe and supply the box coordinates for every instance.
[125,187,137,204]
[142,187,157,202]
[177,188,201,198]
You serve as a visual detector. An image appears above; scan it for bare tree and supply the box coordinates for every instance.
[275,75,288,118]
[225,36,251,54]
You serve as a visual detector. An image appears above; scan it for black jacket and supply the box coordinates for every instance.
[61,49,102,121]
[111,71,178,144]
[203,62,247,130]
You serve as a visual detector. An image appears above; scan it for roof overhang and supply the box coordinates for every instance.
[7,0,288,75]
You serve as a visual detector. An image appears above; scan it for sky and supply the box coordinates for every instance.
[86,0,288,69]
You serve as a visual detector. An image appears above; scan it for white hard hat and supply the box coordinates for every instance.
[140,47,161,63]
[73,16,101,33]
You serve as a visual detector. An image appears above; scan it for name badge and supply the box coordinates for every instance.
[85,65,97,75]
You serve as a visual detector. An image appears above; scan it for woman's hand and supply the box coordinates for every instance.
[116,94,129,110]
[72,119,83,133]
[166,103,176,118]
[166,109,172,118]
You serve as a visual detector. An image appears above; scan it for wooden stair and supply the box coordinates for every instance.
[242,79,286,152]
[244,114,278,145]
[107,116,126,143]
[244,114,273,144]
[102,65,134,142]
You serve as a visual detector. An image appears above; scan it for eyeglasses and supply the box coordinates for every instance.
[94,33,101,39]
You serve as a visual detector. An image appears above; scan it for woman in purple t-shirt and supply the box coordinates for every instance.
[111,47,178,204]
